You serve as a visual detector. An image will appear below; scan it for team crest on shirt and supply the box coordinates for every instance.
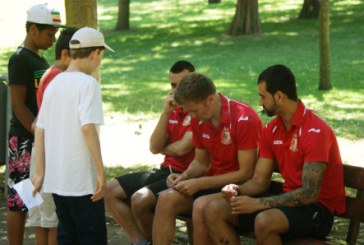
[221,127,232,145]
[290,133,298,152]
[182,115,191,126]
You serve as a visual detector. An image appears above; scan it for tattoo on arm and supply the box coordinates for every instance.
[259,162,326,208]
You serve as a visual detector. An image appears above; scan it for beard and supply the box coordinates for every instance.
[263,106,276,117]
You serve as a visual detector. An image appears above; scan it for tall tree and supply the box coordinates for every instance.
[319,0,331,90]
[229,0,261,36]
[299,0,320,19]
[64,0,100,80]
[64,0,98,28]
[115,0,130,31]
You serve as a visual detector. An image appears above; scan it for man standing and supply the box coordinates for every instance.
[204,64,346,245]
[6,4,63,244]
[152,72,263,245]
[104,61,196,245]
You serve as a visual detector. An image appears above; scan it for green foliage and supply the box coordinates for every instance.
[105,164,150,181]
[99,0,364,139]
[1,0,363,139]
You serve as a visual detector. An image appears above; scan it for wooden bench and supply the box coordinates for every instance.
[177,164,364,245]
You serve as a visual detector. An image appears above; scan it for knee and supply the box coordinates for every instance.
[155,190,179,214]
[103,182,114,206]
[131,189,155,215]
[192,198,207,223]
[103,180,124,209]
[203,200,222,225]
[254,212,273,235]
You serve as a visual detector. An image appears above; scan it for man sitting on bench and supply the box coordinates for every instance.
[203,64,346,245]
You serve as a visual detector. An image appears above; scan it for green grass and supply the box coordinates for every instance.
[2,0,362,139]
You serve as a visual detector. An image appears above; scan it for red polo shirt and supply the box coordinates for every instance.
[259,100,346,214]
[192,93,263,176]
[37,66,62,109]
[161,107,195,172]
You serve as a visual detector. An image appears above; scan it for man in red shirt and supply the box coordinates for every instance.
[152,73,263,245]
[104,61,196,245]
[203,64,346,245]
[36,28,78,108]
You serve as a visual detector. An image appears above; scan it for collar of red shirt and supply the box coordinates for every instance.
[219,93,230,126]
[277,100,306,131]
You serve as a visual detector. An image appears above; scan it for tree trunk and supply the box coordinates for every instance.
[115,0,130,31]
[208,0,221,4]
[319,0,331,90]
[229,0,261,36]
[299,0,320,19]
[64,0,100,81]
[64,0,98,28]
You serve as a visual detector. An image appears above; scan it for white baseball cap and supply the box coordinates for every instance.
[69,27,114,52]
[27,3,66,27]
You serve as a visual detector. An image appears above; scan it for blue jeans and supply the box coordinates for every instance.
[52,194,107,245]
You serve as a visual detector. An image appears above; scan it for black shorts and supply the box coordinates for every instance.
[238,203,333,240]
[116,167,180,198]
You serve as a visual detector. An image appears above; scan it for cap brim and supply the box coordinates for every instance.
[53,24,68,28]
[104,44,115,52]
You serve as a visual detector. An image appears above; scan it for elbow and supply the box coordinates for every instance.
[149,145,162,155]
[149,147,158,155]
[174,146,194,157]
[302,188,320,204]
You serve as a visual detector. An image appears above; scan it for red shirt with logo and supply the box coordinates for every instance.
[160,107,195,172]
[259,100,346,214]
[192,93,263,176]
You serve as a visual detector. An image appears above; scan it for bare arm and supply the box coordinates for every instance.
[229,161,326,214]
[195,148,258,190]
[237,157,275,196]
[149,110,170,154]
[10,85,35,134]
[172,148,258,196]
[181,147,211,178]
[150,92,177,153]
[167,148,210,188]
[161,131,193,156]
[82,124,105,202]
[259,162,326,208]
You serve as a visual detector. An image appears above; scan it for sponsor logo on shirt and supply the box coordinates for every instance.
[182,115,191,126]
[238,116,249,121]
[221,127,232,145]
[169,120,178,124]
[202,133,210,139]
[290,133,298,152]
[273,140,283,145]
[308,128,321,133]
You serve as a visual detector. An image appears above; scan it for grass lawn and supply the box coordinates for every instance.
[0,0,363,243]
[0,0,363,139]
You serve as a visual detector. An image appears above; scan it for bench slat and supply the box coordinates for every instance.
[343,164,364,190]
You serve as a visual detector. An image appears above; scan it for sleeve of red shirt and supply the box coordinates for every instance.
[301,124,331,164]
[191,118,205,149]
[235,116,262,151]
[258,124,274,159]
